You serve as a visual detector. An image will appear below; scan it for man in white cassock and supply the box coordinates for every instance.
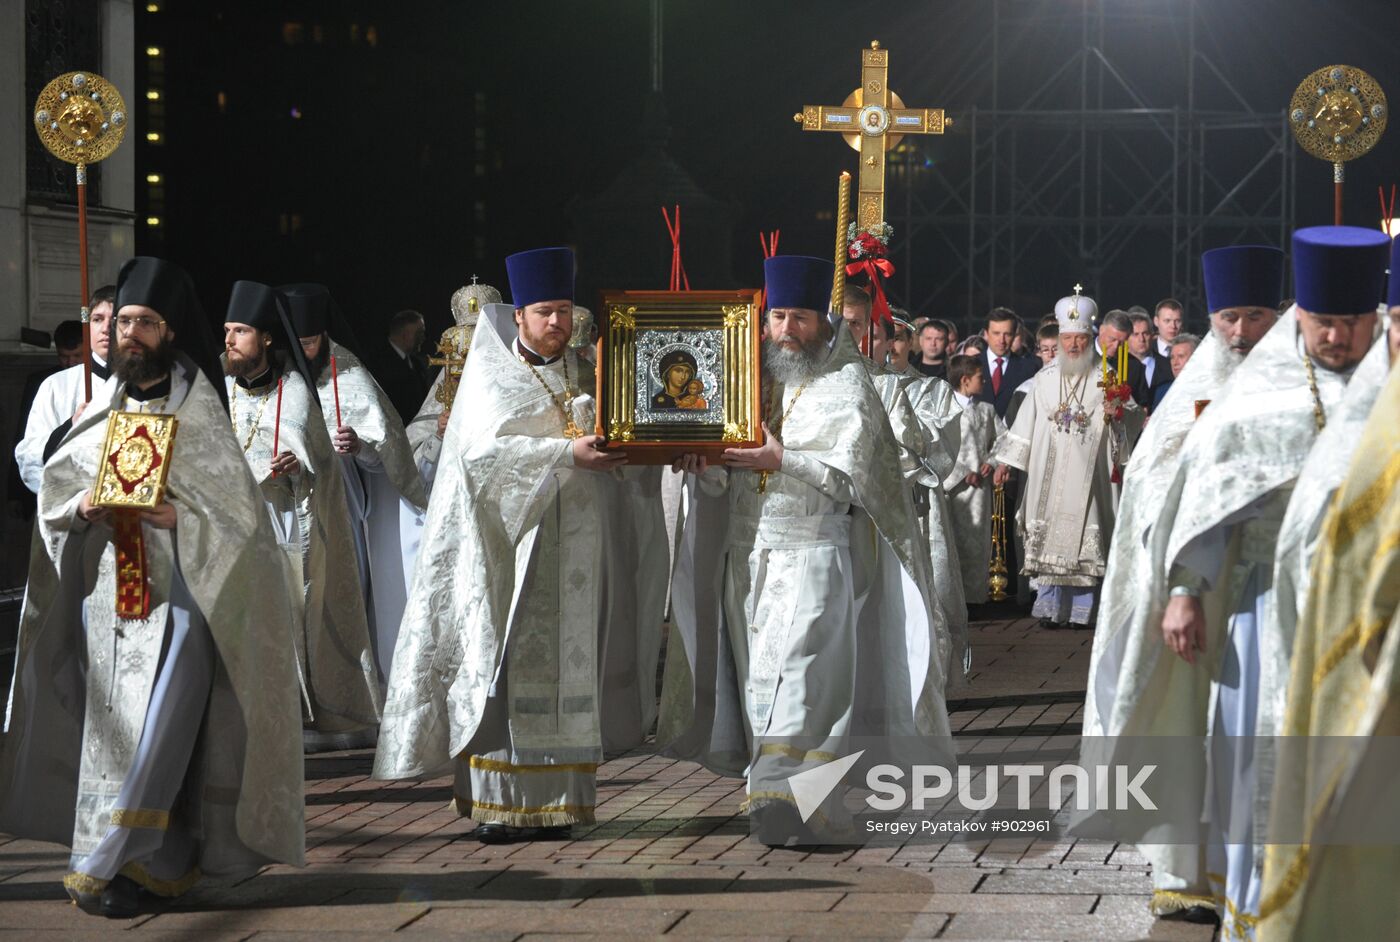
[992,290,1138,629]
[374,247,664,844]
[0,258,304,918]
[660,255,953,846]
[223,280,382,745]
[15,285,117,493]
[283,283,429,693]
[840,284,968,679]
[1156,226,1387,940]
[1074,245,1283,925]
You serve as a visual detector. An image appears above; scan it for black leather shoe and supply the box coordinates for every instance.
[1037,618,1063,631]
[528,825,572,841]
[473,823,519,844]
[99,875,143,919]
[1159,904,1220,925]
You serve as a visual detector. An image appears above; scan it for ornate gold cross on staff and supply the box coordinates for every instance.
[793,41,949,230]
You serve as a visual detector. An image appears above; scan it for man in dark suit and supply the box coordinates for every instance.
[1128,311,1173,410]
[1096,309,1151,409]
[378,309,432,424]
[975,307,1041,419]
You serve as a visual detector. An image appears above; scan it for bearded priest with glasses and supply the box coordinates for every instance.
[0,257,305,918]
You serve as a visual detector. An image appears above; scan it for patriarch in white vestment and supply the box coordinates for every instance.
[992,291,1140,628]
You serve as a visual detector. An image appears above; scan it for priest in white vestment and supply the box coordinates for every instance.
[374,248,662,845]
[283,283,429,691]
[0,258,304,918]
[660,255,954,846]
[992,291,1138,628]
[1074,245,1283,925]
[841,285,968,681]
[1157,226,1388,940]
[15,286,117,493]
[1258,360,1400,942]
[223,281,382,743]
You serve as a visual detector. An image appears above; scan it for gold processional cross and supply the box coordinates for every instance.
[793,40,950,230]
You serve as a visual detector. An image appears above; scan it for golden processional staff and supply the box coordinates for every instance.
[1288,65,1386,225]
[32,71,129,401]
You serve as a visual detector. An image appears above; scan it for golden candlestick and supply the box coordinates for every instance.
[831,171,852,314]
[988,483,1009,602]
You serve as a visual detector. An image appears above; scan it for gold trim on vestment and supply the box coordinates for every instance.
[756,744,838,763]
[466,755,599,775]
[63,871,108,897]
[1330,452,1400,551]
[110,807,170,830]
[469,799,595,827]
[1258,844,1312,922]
[1149,889,1220,916]
[470,799,594,816]
[118,861,201,898]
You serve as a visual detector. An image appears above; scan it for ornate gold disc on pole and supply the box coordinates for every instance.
[1288,65,1387,225]
[32,71,129,399]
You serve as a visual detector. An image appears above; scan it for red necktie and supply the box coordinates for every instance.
[992,357,1004,395]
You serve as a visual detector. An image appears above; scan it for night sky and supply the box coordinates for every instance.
[136,0,1400,343]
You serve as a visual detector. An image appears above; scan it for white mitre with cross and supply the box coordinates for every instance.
[1053,284,1097,335]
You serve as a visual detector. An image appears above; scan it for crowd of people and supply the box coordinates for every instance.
[1,226,1397,940]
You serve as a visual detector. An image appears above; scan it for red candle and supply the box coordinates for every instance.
[271,376,283,477]
[330,354,342,428]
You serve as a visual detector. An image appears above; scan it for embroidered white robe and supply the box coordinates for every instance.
[0,356,305,899]
[226,369,381,733]
[373,305,660,828]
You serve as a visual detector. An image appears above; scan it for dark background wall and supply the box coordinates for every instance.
[133,0,1400,341]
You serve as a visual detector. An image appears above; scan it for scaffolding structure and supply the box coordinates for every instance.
[887,0,1295,324]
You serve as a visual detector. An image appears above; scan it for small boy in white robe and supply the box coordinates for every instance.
[942,354,1005,603]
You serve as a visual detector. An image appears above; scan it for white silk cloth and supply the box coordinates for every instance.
[0,354,306,881]
[373,304,659,785]
[15,360,117,494]
[943,398,1004,604]
[225,369,381,731]
[1262,334,1390,740]
[315,342,428,681]
[868,366,969,681]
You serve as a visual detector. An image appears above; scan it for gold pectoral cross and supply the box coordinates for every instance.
[793,40,949,230]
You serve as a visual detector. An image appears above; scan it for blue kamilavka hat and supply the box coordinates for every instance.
[1201,246,1285,314]
[763,255,834,313]
[1292,226,1389,316]
[505,247,575,308]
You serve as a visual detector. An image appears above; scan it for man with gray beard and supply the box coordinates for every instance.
[1075,246,1282,925]
[660,255,952,846]
[992,290,1133,629]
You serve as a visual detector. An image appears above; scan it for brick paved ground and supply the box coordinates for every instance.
[0,614,1216,940]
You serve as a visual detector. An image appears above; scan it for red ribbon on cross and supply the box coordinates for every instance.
[661,205,690,292]
[845,257,897,323]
